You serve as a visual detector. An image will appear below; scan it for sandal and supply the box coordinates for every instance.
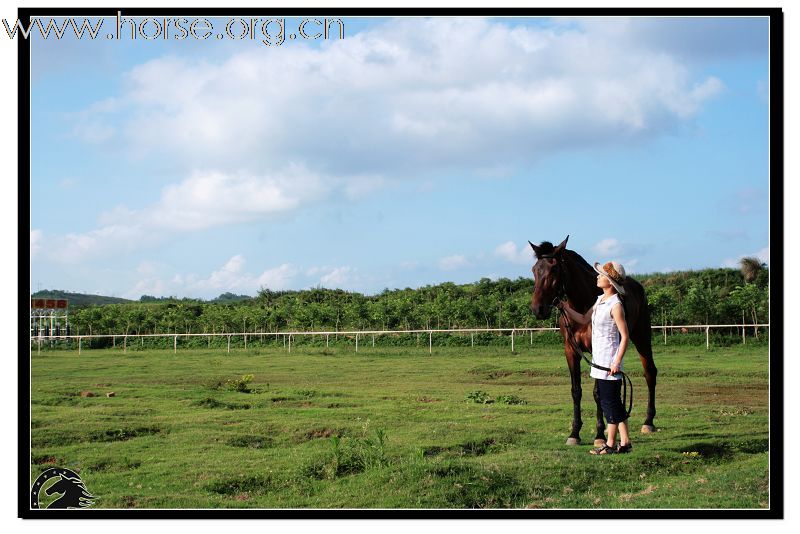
[616,443,633,454]
[589,444,616,455]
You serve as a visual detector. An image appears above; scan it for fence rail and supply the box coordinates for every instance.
[29,324,770,355]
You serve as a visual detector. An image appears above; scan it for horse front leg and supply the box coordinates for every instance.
[565,347,583,445]
[592,379,606,447]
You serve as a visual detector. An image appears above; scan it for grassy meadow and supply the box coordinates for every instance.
[29,341,770,509]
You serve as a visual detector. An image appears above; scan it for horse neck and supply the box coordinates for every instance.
[563,252,599,313]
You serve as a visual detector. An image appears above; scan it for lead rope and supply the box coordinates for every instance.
[555,298,633,419]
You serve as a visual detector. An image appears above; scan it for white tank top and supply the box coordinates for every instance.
[590,293,624,381]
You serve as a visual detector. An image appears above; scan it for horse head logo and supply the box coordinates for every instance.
[31,468,95,509]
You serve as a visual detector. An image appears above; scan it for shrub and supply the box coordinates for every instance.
[465,390,493,404]
[225,374,254,393]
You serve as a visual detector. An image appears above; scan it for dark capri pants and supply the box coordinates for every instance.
[597,378,627,424]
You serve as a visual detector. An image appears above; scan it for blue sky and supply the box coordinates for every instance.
[27,15,771,299]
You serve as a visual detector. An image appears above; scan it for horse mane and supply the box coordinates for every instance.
[561,248,601,311]
[563,249,595,276]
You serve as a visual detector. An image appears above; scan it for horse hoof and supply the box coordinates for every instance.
[565,438,581,446]
[594,438,606,447]
[641,425,656,434]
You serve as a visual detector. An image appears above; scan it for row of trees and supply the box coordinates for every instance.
[61,261,769,338]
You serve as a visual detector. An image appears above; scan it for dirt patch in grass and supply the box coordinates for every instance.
[88,427,162,443]
[619,484,657,503]
[32,426,163,447]
[520,369,549,377]
[422,436,513,458]
[294,428,343,443]
[191,397,251,410]
[86,457,142,472]
[206,474,275,496]
[120,495,138,508]
[31,454,61,465]
[486,371,514,379]
[226,435,274,449]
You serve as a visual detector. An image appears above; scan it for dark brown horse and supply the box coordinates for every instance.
[529,236,657,445]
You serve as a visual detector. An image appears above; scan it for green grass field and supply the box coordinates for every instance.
[30,342,770,509]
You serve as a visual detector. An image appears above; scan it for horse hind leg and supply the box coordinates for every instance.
[633,325,658,433]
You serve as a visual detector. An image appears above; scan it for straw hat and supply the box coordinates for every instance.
[594,261,627,295]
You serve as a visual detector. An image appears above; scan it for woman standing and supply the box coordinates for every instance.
[558,261,632,454]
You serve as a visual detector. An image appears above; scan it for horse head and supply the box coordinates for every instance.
[529,235,569,320]
[45,472,95,509]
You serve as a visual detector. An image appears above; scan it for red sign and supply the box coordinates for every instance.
[31,298,69,309]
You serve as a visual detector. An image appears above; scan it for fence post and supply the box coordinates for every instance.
[706,326,710,350]
[326,334,329,348]
[174,335,177,353]
[429,331,432,355]
[289,334,292,353]
[663,325,667,345]
[227,335,231,354]
[244,333,247,350]
[471,332,474,347]
[78,337,82,355]
[356,333,359,353]
[530,331,533,345]
[124,336,127,353]
[511,329,515,352]
[372,334,375,347]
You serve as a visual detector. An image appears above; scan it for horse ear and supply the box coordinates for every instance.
[553,235,569,255]
[528,240,541,256]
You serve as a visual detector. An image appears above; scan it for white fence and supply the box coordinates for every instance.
[30,324,770,355]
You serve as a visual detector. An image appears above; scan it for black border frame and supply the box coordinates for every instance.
[18,6,784,519]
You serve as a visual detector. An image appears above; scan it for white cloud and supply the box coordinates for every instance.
[125,256,299,299]
[320,266,354,287]
[37,165,329,262]
[493,241,533,264]
[150,165,328,231]
[30,230,42,259]
[439,255,469,271]
[593,238,622,257]
[592,238,649,261]
[78,18,724,177]
[256,263,299,290]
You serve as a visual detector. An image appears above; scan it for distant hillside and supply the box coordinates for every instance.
[30,290,133,308]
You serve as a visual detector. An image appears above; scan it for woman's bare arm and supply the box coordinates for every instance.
[558,301,594,325]
[609,303,629,376]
